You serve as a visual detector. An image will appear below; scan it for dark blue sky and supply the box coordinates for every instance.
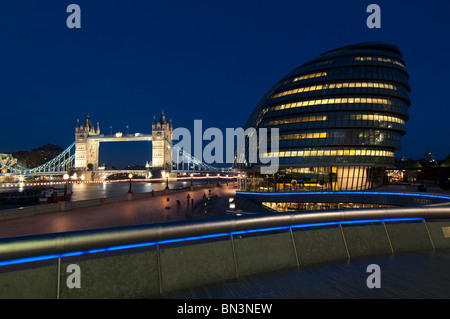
[0,0,449,169]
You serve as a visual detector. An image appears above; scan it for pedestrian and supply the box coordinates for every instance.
[191,198,194,206]
[187,193,190,205]
[151,190,154,196]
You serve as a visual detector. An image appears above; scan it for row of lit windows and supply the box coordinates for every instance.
[348,114,405,124]
[271,81,399,99]
[280,132,327,140]
[263,149,395,158]
[292,72,327,82]
[355,56,405,68]
[265,115,327,126]
[263,113,405,127]
[270,96,393,111]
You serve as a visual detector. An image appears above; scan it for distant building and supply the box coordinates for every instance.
[424,152,436,162]
[12,144,63,169]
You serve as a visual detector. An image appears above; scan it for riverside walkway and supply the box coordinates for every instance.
[0,185,236,239]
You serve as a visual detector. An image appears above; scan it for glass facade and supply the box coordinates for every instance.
[237,42,411,191]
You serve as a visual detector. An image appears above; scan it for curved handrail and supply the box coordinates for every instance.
[0,205,449,262]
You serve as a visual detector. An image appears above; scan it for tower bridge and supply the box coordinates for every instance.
[75,111,172,173]
[0,111,232,180]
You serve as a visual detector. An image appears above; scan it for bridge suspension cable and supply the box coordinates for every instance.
[0,143,75,174]
[167,139,232,172]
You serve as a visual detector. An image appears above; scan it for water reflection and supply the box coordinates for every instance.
[0,178,224,209]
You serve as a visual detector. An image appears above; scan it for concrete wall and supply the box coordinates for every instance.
[293,227,348,267]
[159,239,236,293]
[1,219,450,298]
[233,232,298,277]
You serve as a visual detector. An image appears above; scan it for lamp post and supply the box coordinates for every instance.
[128,173,133,193]
[190,173,193,187]
[63,173,69,198]
[165,172,169,189]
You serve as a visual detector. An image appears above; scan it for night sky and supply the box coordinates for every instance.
[0,0,449,169]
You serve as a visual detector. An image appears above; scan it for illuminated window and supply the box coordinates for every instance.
[279,132,328,140]
[271,81,399,99]
[355,56,406,68]
[292,72,327,83]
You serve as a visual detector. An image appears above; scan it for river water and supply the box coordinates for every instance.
[0,179,220,210]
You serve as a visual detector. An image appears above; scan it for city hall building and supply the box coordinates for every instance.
[236,42,411,192]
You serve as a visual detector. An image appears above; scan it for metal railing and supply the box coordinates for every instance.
[1,205,450,264]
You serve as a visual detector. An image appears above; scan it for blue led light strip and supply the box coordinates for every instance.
[0,217,423,267]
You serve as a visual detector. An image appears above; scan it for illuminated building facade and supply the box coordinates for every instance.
[239,42,411,191]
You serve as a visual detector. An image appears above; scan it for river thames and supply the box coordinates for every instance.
[0,178,224,210]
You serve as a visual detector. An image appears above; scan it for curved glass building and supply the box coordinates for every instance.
[238,42,411,191]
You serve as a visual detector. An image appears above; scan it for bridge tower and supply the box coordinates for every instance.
[74,114,100,170]
[152,110,173,172]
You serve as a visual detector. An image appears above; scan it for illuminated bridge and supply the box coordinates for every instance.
[0,112,231,179]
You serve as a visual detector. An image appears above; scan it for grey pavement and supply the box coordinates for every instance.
[164,249,450,299]
[0,185,237,239]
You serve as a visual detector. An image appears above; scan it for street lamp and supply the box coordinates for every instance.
[63,173,69,198]
[165,172,169,189]
[128,173,133,193]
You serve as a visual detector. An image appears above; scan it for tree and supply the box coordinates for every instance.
[404,159,422,168]
[441,156,450,167]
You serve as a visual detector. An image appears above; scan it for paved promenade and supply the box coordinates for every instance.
[1,183,449,239]
[0,185,236,239]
